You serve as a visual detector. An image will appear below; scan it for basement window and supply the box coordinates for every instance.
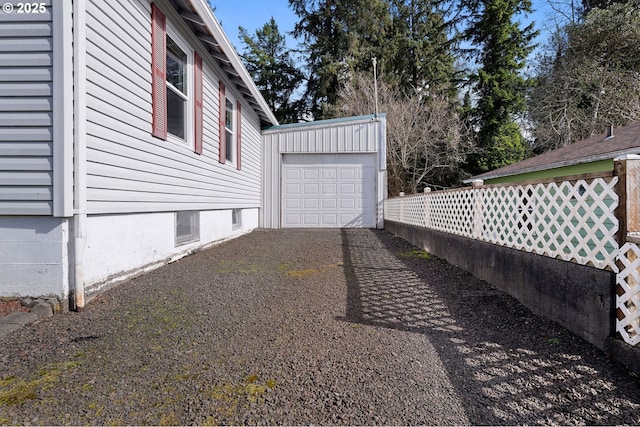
[232,208,242,230]
[175,211,200,246]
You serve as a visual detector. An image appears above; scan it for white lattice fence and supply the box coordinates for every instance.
[396,177,621,270]
[428,189,476,237]
[484,179,619,269]
[616,243,640,345]
[383,174,640,346]
[384,193,426,227]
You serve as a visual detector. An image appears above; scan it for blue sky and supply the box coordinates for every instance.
[212,0,560,61]
[212,1,299,50]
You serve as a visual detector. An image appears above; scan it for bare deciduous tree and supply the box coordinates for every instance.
[337,72,474,195]
[528,3,640,152]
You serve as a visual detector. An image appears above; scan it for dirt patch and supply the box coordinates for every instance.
[0,301,28,317]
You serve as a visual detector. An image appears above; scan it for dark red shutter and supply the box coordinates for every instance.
[218,82,226,163]
[236,101,242,170]
[194,52,203,154]
[151,3,167,140]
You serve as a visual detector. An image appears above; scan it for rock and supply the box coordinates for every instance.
[30,302,53,318]
[46,298,63,313]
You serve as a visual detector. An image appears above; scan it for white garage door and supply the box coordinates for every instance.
[282,153,376,228]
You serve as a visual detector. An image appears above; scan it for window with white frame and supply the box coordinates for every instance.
[225,97,234,163]
[151,4,204,154]
[166,35,188,140]
[165,30,191,142]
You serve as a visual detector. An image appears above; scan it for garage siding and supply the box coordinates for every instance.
[261,114,387,229]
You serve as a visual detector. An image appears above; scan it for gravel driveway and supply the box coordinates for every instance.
[1,229,639,425]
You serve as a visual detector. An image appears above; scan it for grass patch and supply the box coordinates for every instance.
[158,412,179,426]
[548,337,562,346]
[207,375,276,419]
[0,361,80,405]
[398,248,431,259]
[283,262,344,278]
[215,260,264,274]
[286,268,319,278]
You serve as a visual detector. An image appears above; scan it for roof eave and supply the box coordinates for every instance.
[464,147,640,184]
[190,0,279,127]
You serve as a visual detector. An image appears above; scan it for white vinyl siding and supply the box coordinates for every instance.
[0,0,54,215]
[84,0,262,214]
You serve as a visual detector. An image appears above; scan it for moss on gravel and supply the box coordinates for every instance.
[0,359,80,405]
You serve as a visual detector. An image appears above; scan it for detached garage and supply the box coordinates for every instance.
[261,114,387,229]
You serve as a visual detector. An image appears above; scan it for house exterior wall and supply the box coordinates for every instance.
[84,0,263,214]
[0,0,73,300]
[261,115,387,229]
[0,216,69,298]
[75,0,265,297]
[82,208,258,300]
[0,0,273,304]
[485,159,613,185]
[0,0,55,215]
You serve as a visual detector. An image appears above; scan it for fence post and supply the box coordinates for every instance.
[423,187,431,228]
[615,155,640,244]
[472,180,484,239]
[399,192,405,223]
[614,155,640,346]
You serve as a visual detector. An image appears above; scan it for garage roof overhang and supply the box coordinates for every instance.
[262,113,387,134]
[166,0,279,128]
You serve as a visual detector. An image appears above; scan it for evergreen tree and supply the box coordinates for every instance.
[239,18,305,123]
[581,0,630,16]
[463,0,537,173]
[289,0,391,118]
[389,0,457,96]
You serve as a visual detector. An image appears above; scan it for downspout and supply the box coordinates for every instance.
[71,0,87,310]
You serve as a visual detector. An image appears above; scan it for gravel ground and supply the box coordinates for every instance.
[1,228,640,425]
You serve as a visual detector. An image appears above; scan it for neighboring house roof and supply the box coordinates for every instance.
[468,122,640,182]
[169,0,278,127]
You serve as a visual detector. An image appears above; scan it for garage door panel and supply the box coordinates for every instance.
[304,183,319,194]
[304,213,320,225]
[304,169,319,180]
[304,198,319,209]
[340,183,356,194]
[340,169,356,180]
[322,213,338,225]
[340,198,355,209]
[323,169,337,179]
[282,153,376,228]
[285,169,301,180]
[322,184,337,195]
[323,198,338,209]
[285,199,301,209]
[285,213,302,225]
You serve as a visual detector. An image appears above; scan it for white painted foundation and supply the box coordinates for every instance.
[0,217,70,298]
[0,209,258,302]
[83,208,259,299]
